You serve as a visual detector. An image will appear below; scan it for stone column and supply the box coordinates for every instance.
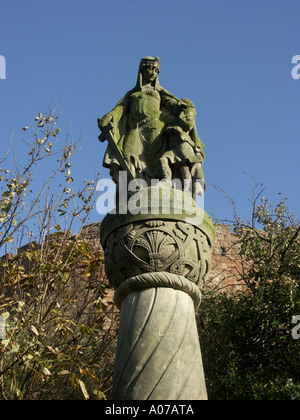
[100,186,214,400]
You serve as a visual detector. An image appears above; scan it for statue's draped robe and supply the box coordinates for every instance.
[102,81,205,182]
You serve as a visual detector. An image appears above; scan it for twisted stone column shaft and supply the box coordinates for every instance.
[112,287,207,400]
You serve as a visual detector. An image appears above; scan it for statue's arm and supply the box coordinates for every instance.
[160,91,178,112]
[161,94,178,114]
[98,95,130,131]
[98,112,113,130]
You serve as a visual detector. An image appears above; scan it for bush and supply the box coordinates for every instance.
[0,106,118,399]
[198,185,300,400]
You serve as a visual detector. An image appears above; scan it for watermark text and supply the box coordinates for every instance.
[291,315,300,340]
[0,315,6,339]
[0,55,6,79]
[96,172,205,220]
[291,55,300,80]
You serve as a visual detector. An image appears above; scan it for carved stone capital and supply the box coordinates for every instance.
[100,186,214,307]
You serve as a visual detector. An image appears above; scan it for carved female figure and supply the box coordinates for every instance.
[98,56,206,196]
[98,57,179,182]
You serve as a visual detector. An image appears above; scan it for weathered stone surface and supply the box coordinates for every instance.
[97,57,215,401]
[112,287,207,400]
[113,272,201,310]
[97,56,205,199]
[100,187,214,400]
[102,218,212,299]
[100,186,214,299]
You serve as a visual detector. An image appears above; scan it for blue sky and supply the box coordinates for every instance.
[0,0,299,228]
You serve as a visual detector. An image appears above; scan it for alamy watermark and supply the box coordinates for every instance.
[291,315,300,340]
[291,55,300,80]
[0,315,6,340]
[96,172,205,221]
[0,55,6,79]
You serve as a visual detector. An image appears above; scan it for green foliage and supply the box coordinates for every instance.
[0,107,118,400]
[198,191,300,400]
[0,240,117,400]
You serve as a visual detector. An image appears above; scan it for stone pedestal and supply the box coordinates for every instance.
[100,186,214,400]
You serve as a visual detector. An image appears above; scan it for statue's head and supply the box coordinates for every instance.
[139,56,160,71]
[137,56,160,88]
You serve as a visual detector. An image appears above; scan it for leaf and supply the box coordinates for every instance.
[1,339,10,349]
[31,325,39,336]
[66,176,74,184]
[46,345,57,354]
[93,389,107,400]
[7,343,20,355]
[58,370,71,375]
[42,367,52,376]
[54,224,62,232]
[1,312,10,320]
[78,379,89,400]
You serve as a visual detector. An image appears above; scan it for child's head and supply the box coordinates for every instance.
[177,98,196,131]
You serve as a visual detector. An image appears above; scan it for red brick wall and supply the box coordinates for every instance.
[208,224,244,292]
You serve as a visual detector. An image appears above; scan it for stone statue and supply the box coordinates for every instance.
[98,56,205,197]
[97,57,214,400]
